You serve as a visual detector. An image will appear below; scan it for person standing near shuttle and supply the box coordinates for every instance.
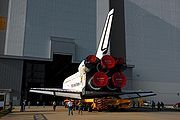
[78,100,83,115]
[67,100,73,115]
[52,101,57,111]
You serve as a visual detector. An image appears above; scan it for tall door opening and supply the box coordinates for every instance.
[22,54,79,105]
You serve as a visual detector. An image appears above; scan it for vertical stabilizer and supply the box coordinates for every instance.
[96,9,114,59]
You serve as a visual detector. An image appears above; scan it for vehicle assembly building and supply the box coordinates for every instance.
[0,0,179,105]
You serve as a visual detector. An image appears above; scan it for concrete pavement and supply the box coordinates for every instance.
[0,106,180,120]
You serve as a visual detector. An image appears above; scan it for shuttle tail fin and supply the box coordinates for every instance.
[96,9,114,59]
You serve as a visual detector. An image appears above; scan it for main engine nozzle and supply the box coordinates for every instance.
[112,72,126,88]
[101,55,116,69]
[92,72,109,87]
[85,55,98,64]
[84,55,99,70]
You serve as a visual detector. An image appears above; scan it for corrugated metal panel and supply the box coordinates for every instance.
[0,58,23,105]
[5,0,27,56]
[51,36,76,62]
[96,0,109,49]
[24,0,96,61]
[0,0,9,54]
[125,0,180,103]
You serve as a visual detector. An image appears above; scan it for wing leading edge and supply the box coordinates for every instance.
[119,90,156,99]
[30,88,81,99]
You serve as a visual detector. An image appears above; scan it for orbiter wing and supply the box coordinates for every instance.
[30,88,81,99]
[30,88,156,99]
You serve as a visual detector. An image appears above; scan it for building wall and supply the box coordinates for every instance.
[0,0,98,105]
[109,0,126,59]
[123,67,133,90]
[125,0,180,104]
[0,0,9,54]
[0,58,23,105]
[96,0,109,50]
[5,0,27,56]
[24,0,97,61]
[51,37,76,61]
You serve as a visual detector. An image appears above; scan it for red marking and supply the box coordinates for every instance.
[86,55,97,63]
[112,72,126,88]
[92,72,109,87]
[101,55,115,69]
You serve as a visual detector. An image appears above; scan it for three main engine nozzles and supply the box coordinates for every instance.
[85,55,126,89]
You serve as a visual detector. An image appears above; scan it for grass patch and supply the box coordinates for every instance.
[0,109,9,118]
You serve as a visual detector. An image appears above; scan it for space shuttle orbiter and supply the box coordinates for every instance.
[30,9,156,99]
